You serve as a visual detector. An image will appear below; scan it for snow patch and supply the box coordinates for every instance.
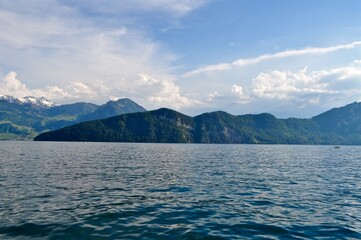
[0,94,57,108]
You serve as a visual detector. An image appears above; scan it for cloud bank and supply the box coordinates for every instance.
[0,1,361,117]
[184,41,361,77]
[63,0,208,16]
[0,0,201,109]
[180,42,361,117]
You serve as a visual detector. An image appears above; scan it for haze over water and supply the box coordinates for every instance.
[1,142,361,239]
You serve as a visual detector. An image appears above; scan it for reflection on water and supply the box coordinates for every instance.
[0,142,361,239]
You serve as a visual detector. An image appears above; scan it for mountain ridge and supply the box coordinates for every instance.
[34,102,361,145]
[0,94,57,108]
[80,98,146,122]
[0,95,146,140]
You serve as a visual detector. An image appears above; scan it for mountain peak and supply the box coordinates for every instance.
[108,98,139,105]
[0,94,18,103]
[79,97,146,122]
[312,101,361,134]
[0,94,56,108]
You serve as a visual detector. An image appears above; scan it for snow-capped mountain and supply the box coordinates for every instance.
[0,94,56,108]
[0,94,18,103]
[18,96,57,108]
[0,95,146,140]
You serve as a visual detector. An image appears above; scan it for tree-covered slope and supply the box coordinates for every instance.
[80,98,146,122]
[34,102,361,144]
[312,102,361,134]
[45,102,98,117]
[0,97,146,140]
[35,108,194,143]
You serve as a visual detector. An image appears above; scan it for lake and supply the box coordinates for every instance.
[0,142,361,239]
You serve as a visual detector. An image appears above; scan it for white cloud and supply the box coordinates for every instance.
[35,86,69,100]
[326,59,361,80]
[1,1,361,118]
[0,0,207,18]
[120,0,208,16]
[234,41,361,67]
[246,60,361,111]
[206,91,223,102]
[69,82,96,99]
[181,59,361,118]
[183,63,231,77]
[307,97,320,105]
[0,71,98,101]
[0,70,196,109]
[179,38,361,117]
[251,67,331,100]
[0,72,33,97]
[0,0,203,108]
[39,0,209,24]
[184,41,361,77]
[231,84,249,103]
[136,73,197,109]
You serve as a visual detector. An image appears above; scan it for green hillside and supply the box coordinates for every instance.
[0,98,146,140]
[34,102,361,144]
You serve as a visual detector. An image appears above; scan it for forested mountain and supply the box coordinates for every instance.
[34,102,361,144]
[312,102,361,134]
[0,95,146,140]
[80,98,147,122]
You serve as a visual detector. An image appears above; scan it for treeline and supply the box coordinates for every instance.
[34,102,361,144]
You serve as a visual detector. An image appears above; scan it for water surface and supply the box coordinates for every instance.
[0,142,361,239]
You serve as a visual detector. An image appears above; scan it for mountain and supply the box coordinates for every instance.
[34,102,361,144]
[0,95,146,140]
[0,94,56,108]
[312,102,361,135]
[35,108,194,143]
[45,102,99,117]
[80,98,147,121]
[32,102,100,132]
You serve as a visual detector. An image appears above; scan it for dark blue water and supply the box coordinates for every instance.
[0,142,361,239]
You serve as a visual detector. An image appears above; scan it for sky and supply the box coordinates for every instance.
[0,0,361,118]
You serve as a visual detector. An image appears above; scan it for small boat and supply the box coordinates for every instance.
[334,146,340,149]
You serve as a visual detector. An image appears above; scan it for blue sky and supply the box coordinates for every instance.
[159,0,361,69]
[0,0,361,117]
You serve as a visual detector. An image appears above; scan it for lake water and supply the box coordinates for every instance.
[0,142,361,239]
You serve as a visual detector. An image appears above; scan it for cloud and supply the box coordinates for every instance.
[234,41,361,67]
[179,59,361,117]
[231,84,249,103]
[326,59,361,81]
[206,91,223,102]
[0,71,95,101]
[183,41,361,77]
[0,72,33,97]
[244,60,361,113]
[251,67,331,100]
[118,0,208,16]
[0,71,196,109]
[59,0,208,17]
[0,0,203,108]
[136,73,197,109]
[178,39,361,117]
[69,82,96,99]
[1,1,360,118]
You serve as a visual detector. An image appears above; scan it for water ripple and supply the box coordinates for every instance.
[1,142,361,239]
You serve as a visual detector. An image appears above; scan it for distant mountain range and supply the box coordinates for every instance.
[35,102,361,145]
[0,94,57,108]
[0,95,146,140]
